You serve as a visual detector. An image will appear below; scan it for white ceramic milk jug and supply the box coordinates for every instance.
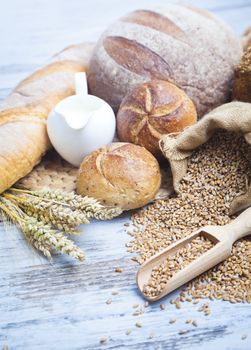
[47,72,116,167]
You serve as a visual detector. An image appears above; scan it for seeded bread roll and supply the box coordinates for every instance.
[117,80,197,157]
[88,5,242,117]
[76,143,161,210]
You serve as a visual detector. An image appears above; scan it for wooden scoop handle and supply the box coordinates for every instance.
[225,207,251,242]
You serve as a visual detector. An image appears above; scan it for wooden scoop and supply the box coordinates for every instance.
[137,207,251,301]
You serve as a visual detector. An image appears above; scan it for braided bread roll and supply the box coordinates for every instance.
[0,42,94,194]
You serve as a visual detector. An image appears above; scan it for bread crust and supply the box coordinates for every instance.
[88,5,242,116]
[76,143,161,210]
[117,80,197,157]
[233,48,251,102]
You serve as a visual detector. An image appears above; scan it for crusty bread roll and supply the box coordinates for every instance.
[88,5,242,117]
[117,80,197,157]
[0,42,94,194]
[76,143,161,210]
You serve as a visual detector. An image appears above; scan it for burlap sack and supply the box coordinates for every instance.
[160,101,251,214]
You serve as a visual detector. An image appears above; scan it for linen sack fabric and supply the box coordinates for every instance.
[160,101,251,214]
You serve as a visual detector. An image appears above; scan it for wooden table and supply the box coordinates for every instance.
[0,1,251,349]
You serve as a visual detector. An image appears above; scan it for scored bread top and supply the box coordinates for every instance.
[77,142,161,210]
[88,5,242,116]
[117,80,197,157]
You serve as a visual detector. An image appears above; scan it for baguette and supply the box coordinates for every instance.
[0,42,94,194]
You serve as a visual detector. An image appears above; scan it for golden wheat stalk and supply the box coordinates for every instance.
[0,197,85,261]
[4,193,89,233]
[1,188,123,261]
[10,188,123,219]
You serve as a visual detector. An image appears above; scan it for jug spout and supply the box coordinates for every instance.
[60,110,91,130]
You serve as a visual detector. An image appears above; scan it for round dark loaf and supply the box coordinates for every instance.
[88,5,242,117]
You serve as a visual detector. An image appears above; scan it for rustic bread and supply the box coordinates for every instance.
[117,80,197,157]
[233,47,251,103]
[242,26,251,50]
[0,42,94,194]
[76,143,161,210]
[88,5,242,117]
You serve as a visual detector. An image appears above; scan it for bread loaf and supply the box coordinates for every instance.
[76,143,161,210]
[0,42,94,194]
[88,5,242,117]
[233,47,251,103]
[242,27,251,50]
[117,80,197,157]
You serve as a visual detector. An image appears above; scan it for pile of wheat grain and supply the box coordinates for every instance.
[128,131,251,303]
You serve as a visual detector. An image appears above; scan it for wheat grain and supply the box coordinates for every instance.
[129,131,251,303]
[143,236,213,298]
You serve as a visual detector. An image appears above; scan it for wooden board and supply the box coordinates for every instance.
[0,1,251,349]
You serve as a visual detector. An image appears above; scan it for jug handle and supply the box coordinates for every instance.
[57,72,90,130]
[75,72,88,96]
